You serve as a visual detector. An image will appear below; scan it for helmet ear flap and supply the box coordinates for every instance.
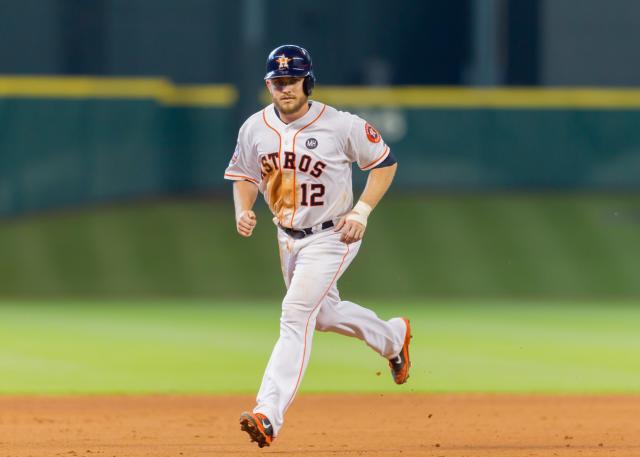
[303,76,314,96]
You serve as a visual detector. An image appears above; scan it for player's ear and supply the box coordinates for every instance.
[265,80,273,94]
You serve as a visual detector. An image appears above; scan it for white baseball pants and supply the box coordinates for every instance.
[253,228,407,436]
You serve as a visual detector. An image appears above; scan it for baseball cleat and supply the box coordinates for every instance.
[389,318,412,384]
[239,411,274,448]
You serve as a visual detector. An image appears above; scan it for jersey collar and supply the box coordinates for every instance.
[269,101,324,130]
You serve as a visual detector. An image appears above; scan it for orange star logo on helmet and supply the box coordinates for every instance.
[276,55,291,70]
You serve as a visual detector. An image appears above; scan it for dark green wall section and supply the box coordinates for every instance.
[0,0,469,85]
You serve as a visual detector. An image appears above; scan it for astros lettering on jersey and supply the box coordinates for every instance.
[224,101,390,229]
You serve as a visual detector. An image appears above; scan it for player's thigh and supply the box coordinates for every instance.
[283,232,360,312]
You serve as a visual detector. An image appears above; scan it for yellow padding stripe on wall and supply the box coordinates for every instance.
[0,77,237,107]
[311,86,640,108]
[2,77,640,108]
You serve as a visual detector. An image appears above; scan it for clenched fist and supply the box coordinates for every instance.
[334,213,366,244]
[236,210,257,237]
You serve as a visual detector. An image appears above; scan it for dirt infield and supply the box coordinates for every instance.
[1,394,638,457]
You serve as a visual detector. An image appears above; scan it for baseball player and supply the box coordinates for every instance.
[224,44,411,448]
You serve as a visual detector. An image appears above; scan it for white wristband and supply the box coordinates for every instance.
[346,201,373,227]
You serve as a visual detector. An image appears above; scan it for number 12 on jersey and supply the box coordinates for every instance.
[300,183,325,206]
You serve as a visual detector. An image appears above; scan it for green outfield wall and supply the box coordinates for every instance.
[0,78,238,217]
[1,195,639,300]
[2,79,640,217]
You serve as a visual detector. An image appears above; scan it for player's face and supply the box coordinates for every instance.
[266,77,308,115]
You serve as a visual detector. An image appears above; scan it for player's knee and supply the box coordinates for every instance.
[279,305,308,335]
[315,317,329,332]
[315,311,334,332]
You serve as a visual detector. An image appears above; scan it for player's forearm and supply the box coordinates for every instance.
[358,163,397,210]
[233,180,259,218]
[338,163,396,242]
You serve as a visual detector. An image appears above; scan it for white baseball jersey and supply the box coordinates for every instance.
[224,101,390,228]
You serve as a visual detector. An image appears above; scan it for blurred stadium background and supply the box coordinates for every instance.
[1,0,639,394]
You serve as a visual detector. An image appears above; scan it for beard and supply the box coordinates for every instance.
[274,95,308,115]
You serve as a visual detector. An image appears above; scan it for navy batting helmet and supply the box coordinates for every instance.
[264,44,315,96]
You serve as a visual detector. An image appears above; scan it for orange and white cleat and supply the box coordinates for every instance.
[239,411,274,448]
[389,318,412,384]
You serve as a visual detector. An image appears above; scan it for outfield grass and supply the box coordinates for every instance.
[0,300,638,394]
[1,195,639,299]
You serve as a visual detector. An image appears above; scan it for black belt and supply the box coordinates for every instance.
[279,220,334,239]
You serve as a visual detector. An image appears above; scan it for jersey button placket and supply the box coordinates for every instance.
[282,131,295,228]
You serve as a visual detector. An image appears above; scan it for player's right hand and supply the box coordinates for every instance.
[236,210,257,237]
[334,215,366,244]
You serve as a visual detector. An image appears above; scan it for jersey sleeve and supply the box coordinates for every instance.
[223,123,260,185]
[345,114,391,171]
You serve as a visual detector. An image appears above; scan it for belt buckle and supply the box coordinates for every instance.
[285,227,305,239]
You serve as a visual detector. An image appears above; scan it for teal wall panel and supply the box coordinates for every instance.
[2,98,640,217]
[0,99,235,216]
[384,109,640,190]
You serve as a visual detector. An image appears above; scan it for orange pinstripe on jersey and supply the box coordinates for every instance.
[223,173,259,184]
[289,104,327,228]
[261,109,291,226]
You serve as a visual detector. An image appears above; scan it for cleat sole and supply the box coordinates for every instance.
[239,413,271,448]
